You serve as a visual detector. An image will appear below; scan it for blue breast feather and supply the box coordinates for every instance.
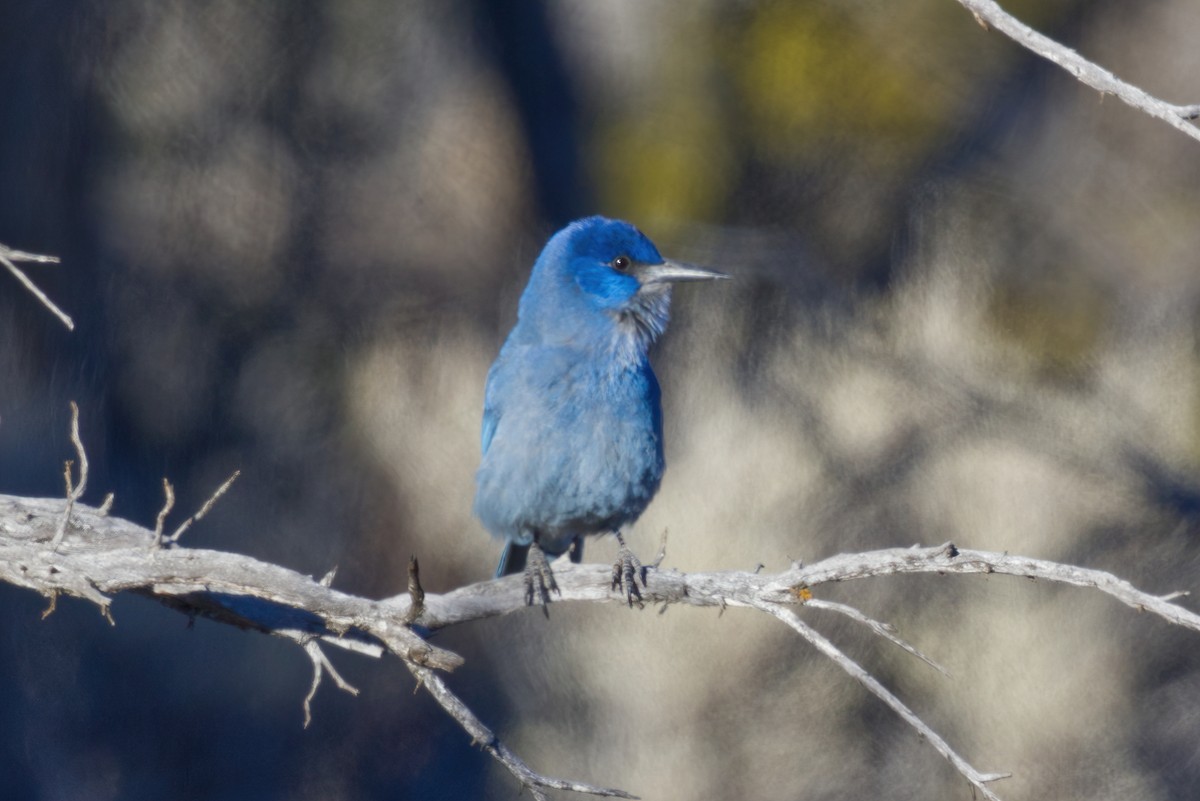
[474,342,664,555]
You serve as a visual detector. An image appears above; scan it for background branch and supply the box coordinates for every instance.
[0,243,74,330]
[955,0,1200,142]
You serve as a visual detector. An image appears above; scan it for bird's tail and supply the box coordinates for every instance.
[495,541,529,578]
[494,536,585,578]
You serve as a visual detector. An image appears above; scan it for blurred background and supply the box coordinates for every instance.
[2,1,1200,799]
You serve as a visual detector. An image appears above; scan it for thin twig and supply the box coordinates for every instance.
[302,640,360,728]
[805,598,950,677]
[1,247,61,264]
[652,528,669,568]
[57,461,73,541]
[955,0,1200,143]
[402,556,425,625]
[755,600,1010,800]
[153,479,175,547]
[166,470,241,544]
[68,402,88,498]
[0,243,74,330]
[51,401,88,549]
[407,663,638,800]
[41,590,59,619]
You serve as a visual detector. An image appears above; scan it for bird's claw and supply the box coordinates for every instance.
[524,543,560,615]
[611,537,647,608]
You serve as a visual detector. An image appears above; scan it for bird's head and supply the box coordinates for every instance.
[522,216,727,354]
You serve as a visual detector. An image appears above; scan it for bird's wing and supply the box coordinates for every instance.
[481,406,498,455]
[481,341,575,455]
[480,358,504,455]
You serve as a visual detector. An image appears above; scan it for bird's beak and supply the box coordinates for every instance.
[639,259,730,285]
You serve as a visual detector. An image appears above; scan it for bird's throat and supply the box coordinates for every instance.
[609,286,672,364]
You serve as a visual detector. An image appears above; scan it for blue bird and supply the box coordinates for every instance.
[474,216,727,607]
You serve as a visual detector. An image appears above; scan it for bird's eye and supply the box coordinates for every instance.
[611,256,631,272]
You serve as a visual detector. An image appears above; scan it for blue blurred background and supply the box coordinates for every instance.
[3,1,1200,799]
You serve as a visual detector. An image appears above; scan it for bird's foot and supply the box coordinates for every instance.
[524,542,560,615]
[611,533,647,608]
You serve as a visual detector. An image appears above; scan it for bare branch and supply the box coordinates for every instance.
[1,494,462,669]
[805,597,950,677]
[7,481,1200,799]
[408,663,638,800]
[753,601,1010,800]
[0,243,74,330]
[302,640,360,729]
[764,543,1200,635]
[166,470,241,544]
[955,0,1200,143]
[408,544,1200,639]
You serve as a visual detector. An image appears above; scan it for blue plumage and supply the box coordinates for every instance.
[473,216,726,605]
